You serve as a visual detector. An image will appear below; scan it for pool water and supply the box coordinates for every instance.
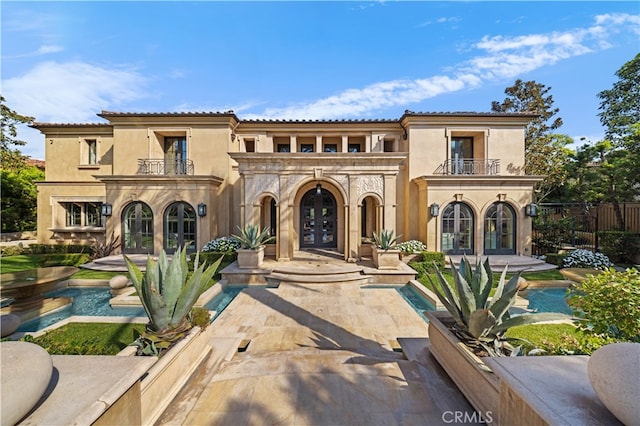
[204,287,244,321]
[521,288,574,315]
[18,287,146,332]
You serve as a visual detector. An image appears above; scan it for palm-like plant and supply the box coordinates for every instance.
[124,246,222,355]
[372,229,402,251]
[429,256,571,355]
[232,224,275,249]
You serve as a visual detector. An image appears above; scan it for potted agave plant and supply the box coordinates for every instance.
[123,246,222,356]
[232,224,275,269]
[425,256,571,421]
[371,229,402,269]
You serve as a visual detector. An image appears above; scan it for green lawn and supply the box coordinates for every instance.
[505,323,615,355]
[21,322,146,355]
[0,254,46,273]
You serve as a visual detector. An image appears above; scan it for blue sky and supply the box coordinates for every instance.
[2,1,639,160]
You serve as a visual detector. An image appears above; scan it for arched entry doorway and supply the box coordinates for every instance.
[122,202,154,254]
[442,202,474,255]
[164,202,196,254]
[484,202,516,255]
[300,187,337,248]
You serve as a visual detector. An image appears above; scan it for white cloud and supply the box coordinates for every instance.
[35,45,63,55]
[3,61,148,123]
[255,13,638,120]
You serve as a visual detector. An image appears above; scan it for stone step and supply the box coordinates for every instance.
[264,269,372,286]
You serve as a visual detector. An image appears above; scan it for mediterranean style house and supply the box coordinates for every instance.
[33,110,542,261]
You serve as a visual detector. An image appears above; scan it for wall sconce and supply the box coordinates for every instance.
[231,134,237,142]
[197,203,207,217]
[316,183,322,195]
[101,203,112,216]
[525,203,538,217]
[429,203,440,217]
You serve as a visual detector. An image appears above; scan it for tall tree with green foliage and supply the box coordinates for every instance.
[492,80,570,201]
[1,95,34,170]
[0,95,42,232]
[598,53,640,147]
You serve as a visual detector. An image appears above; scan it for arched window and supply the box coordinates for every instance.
[484,203,516,254]
[122,202,154,254]
[164,202,196,253]
[441,203,474,255]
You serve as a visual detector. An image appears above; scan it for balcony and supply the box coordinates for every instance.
[434,159,500,175]
[137,159,194,176]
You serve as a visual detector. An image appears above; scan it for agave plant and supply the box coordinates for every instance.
[232,224,275,250]
[372,229,402,251]
[124,246,222,355]
[428,256,570,356]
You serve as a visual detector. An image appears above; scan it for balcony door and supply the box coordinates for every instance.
[300,188,337,248]
[451,137,473,175]
[122,202,154,254]
[442,202,474,255]
[484,202,516,255]
[164,137,187,175]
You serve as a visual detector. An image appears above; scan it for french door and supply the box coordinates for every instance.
[484,203,516,254]
[442,203,474,255]
[122,202,154,254]
[300,188,337,248]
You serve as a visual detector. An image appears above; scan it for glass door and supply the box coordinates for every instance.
[122,202,154,254]
[300,188,337,248]
[442,203,474,255]
[484,203,516,254]
[164,137,187,174]
[450,137,473,174]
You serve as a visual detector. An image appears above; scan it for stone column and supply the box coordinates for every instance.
[341,135,348,153]
[290,135,297,153]
[316,135,322,153]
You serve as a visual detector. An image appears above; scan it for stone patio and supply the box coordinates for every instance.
[156,256,477,425]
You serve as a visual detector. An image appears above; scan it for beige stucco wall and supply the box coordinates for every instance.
[34,112,537,258]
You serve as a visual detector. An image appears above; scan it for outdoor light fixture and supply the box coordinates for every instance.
[197,203,207,217]
[429,203,440,217]
[101,203,112,217]
[525,203,538,217]
[316,183,322,195]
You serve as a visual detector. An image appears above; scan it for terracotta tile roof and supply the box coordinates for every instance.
[31,122,111,128]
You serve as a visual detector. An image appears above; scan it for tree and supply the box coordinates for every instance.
[598,53,640,147]
[1,165,44,232]
[1,95,34,170]
[0,95,40,232]
[492,80,569,201]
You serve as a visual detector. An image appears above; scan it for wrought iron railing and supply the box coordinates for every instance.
[137,159,194,175]
[434,159,500,175]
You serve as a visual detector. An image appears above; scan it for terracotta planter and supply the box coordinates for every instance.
[236,246,265,269]
[426,311,500,422]
[371,246,401,270]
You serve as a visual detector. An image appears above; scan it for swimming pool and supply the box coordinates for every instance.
[520,287,574,315]
[17,287,146,332]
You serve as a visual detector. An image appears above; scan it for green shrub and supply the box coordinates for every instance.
[598,231,640,264]
[568,268,640,342]
[188,252,235,271]
[41,253,91,267]
[544,253,567,267]
[0,245,28,256]
[420,251,445,269]
[190,307,211,330]
[29,244,93,255]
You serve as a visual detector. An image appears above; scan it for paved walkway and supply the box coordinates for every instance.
[157,279,476,425]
